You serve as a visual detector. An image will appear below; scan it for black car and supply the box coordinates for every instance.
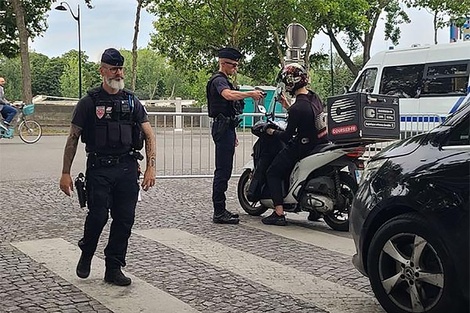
[350,96,470,313]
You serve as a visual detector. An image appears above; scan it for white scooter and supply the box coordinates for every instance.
[237,101,366,231]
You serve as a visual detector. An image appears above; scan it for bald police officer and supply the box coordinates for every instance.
[59,48,156,286]
[206,47,265,224]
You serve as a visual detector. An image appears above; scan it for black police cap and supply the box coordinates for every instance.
[101,48,124,66]
[217,47,242,61]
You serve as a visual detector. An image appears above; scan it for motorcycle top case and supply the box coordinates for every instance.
[326,92,400,143]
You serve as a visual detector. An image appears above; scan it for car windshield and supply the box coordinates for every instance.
[441,96,470,127]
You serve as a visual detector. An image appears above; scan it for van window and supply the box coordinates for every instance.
[421,61,469,96]
[351,68,377,93]
[379,64,424,98]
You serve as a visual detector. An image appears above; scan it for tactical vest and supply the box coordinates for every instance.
[84,87,143,154]
[206,73,244,118]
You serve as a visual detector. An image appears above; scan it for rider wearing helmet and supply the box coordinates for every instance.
[262,63,327,226]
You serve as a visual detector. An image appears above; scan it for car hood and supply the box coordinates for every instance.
[370,133,429,161]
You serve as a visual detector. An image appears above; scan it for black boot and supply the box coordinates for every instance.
[104,268,132,286]
[213,210,239,224]
[76,253,93,279]
[226,210,239,218]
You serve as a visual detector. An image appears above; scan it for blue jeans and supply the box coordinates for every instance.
[1,105,18,124]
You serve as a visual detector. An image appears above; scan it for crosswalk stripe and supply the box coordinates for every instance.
[135,228,382,313]
[11,238,198,313]
[242,218,356,255]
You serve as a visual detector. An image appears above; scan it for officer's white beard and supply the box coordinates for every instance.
[105,78,125,91]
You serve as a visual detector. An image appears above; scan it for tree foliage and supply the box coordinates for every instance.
[0,0,50,58]
[147,0,403,80]
[148,0,299,82]
[405,0,470,44]
[321,0,411,76]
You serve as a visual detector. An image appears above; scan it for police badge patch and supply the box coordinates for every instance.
[96,106,105,119]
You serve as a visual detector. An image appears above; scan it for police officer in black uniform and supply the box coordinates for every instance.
[59,48,156,286]
[206,47,265,224]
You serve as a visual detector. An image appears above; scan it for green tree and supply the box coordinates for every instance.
[30,53,64,96]
[0,55,22,100]
[320,0,410,76]
[147,0,298,81]
[0,0,50,58]
[406,0,470,44]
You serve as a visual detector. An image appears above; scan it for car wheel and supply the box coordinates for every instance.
[367,213,460,313]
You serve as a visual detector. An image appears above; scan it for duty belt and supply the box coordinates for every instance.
[87,151,143,167]
[213,114,241,128]
[213,114,234,122]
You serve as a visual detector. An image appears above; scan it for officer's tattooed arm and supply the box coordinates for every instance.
[59,124,82,196]
[62,124,82,174]
[141,121,156,191]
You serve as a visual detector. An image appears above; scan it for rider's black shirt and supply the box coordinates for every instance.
[273,90,326,145]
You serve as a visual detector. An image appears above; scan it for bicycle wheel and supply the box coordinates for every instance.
[18,120,42,144]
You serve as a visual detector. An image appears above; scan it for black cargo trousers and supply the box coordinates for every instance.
[79,154,139,269]
[211,117,236,216]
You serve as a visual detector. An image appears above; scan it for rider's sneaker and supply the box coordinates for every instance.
[261,212,287,226]
[0,122,8,131]
[5,128,14,138]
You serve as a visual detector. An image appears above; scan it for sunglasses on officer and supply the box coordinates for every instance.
[224,61,239,68]
[102,65,124,74]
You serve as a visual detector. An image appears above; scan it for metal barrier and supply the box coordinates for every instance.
[149,112,262,178]
[149,112,445,178]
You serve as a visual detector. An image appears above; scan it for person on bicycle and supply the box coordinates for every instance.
[0,77,18,130]
[262,63,328,226]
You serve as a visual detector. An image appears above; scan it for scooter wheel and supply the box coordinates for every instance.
[323,172,357,232]
[237,169,268,216]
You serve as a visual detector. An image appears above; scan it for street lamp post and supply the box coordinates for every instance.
[55,2,82,99]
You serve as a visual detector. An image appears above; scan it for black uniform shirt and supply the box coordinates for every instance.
[72,85,149,154]
[207,72,233,117]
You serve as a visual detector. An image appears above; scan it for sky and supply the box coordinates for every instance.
[29,0,452,62]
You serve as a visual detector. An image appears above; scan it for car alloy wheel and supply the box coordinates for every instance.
[367,213,460,313]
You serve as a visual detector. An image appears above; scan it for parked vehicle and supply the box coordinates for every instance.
[0,103,42,144]
[237,99,366,231]
[349,42,470,132]
[350,95,470,312]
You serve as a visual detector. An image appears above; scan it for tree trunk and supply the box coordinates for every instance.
[433,11,438,44]
[10,0,32,103]
[326,28,359,77]
[131,0,143,91]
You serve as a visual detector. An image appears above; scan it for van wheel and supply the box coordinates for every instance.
[237,169,268,216]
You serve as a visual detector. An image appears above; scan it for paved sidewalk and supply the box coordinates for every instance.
[0,136,384,313]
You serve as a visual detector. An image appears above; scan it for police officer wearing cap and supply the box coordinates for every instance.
[206,47,265,224]
[59,48,156,286]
